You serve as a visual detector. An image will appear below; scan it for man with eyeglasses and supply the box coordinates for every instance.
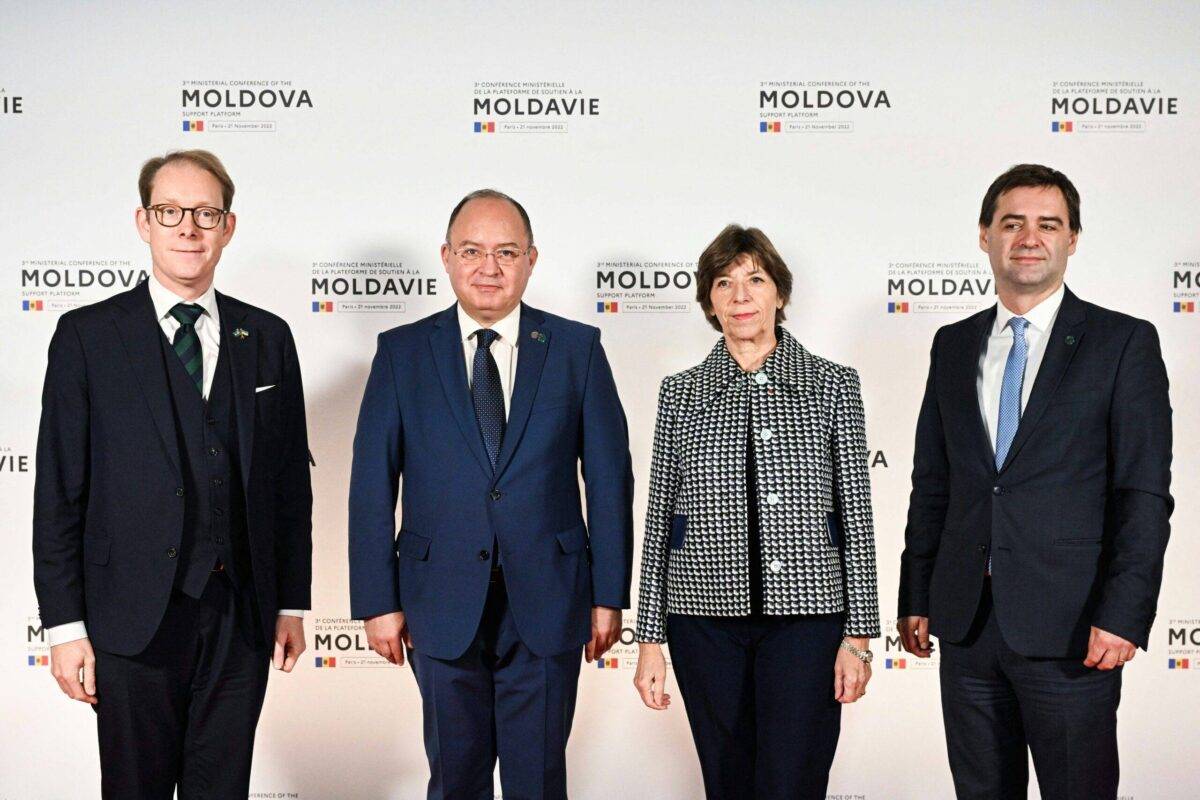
[33,149,313,798]
[349,189,634,798]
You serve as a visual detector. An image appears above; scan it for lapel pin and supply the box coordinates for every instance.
[233,328,249,340]
[1065,335,1076,346]
[530,330,546,343]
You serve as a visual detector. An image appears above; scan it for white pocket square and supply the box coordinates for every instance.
[255,385,277,393]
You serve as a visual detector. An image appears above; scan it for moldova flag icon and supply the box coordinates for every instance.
[183,120,205,132]
[22,299,44,311]
[28,655,49,666]
[595,657,619,669]
[314,657,337,668]
[1174,301,1195,313]
[1169,658,1190,669]
[474,121,496,133]
[888,302,910,314]
[759,121,782,133]
[1051,121,1073,133]
[597,301,619,313]
[312,301,334,313]
[885,658,907,669]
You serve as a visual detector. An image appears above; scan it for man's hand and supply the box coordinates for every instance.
[273,615,306,672]
[1083,626,1137,670]
[50,638,97,705]
[365,611,411,667]
[897,616,934,658]
[585,606,622,663]
[633,642,671,710]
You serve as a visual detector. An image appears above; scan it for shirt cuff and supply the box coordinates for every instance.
[47,621,89,647]
[277,609,305,618]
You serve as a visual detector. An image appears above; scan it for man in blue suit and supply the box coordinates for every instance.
[349,189,634,799]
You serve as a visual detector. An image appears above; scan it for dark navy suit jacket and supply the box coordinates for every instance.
[348,303,634,660]
[33,281,313,655]
[898,287,1173,656]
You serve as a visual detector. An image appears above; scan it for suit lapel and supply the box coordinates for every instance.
[949,307,997,474]
[218,293,257,490]
[429,304,494,479]
[493,304,549,479]
[998,287,1087,473]
[110,282,181,478]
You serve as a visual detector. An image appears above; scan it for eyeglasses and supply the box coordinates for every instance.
[451,246,531,267]
[145,204,228,230]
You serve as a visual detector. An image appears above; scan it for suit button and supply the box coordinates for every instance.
[214,508,224,517]
[978,545,987,552]
[166,547,178,558]
[478,550,490,561]
[209,447,220,456]
[215,537,225,545]
[754,372,768,385]
[993,486,1002,495]
[766,492,780,506]
[769,559,783,573]
[759,428,773,442]
[212,478,223,487]
[175,487,185,497]
[489,489,501,501]
[206,418,216,426]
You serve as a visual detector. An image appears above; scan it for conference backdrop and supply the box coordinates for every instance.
[2,2,1197,798]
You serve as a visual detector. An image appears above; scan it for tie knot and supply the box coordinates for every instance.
[1008,316,1029,337]
[474,328,500,349]
[170,303,204,326]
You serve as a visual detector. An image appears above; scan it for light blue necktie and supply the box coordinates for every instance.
[994,316,1030,469]
[988,316,1028,574]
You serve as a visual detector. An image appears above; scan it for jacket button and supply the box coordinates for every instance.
[215,537,225,545]
[209,447,220,456]
[489,489,501,501]
[993,486,1002,495]
[769,559,783,573]
[212,478,223,486]
[754,372,768,385]
[977,545,987,552]
[175,487,185,497]
[759,428,773,442]
[478,550,490,561]
[166,547,178,558]
[766,492,780,506]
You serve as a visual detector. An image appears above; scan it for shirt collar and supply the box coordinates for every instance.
[458,302,521,348]
[148,271,219,327]
[994,282,1065,335]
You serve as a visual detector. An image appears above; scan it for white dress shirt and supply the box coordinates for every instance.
[47,274,302,648]
[976,283,1065,454]
[458,302,521,417]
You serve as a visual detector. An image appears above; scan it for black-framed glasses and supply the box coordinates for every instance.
[451,245,532,267]
[146,204,228,230]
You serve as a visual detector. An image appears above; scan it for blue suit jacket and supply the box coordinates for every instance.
[348,302,634,659]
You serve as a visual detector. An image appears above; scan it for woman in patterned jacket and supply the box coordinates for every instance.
[633,224,881,800]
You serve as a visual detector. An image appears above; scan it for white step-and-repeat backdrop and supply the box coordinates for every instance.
[3,3,1197,798]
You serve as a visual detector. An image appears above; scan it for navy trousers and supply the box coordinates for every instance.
[666,612,844,800]
[939,582,1122,800]
[93,575,270,800]
[409,570,583,800]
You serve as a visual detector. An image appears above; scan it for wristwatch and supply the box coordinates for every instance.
[839,639,874,664]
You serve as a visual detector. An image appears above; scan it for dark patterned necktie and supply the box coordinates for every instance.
[169,303,205,395]
[471,328,506,470]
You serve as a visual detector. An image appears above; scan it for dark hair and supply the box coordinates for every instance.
[695,224,792,333]
[979,163,1081,232]
[445,189,534,246]
[138,150,235,211]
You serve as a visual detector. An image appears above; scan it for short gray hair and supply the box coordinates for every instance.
[445,189,534,246]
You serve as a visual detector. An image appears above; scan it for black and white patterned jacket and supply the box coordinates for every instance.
[635,328,881,642]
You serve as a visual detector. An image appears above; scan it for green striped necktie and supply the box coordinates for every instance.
[169,303,205,395]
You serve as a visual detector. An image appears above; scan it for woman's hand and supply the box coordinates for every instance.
[634,642,672,710]
[834,636,872,704]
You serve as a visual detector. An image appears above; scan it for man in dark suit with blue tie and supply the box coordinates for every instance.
[33,150,312,798]
[349,189,634,799]
[897,164,1173,800]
